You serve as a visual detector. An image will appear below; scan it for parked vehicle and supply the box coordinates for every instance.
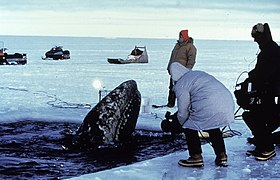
[42,46,70,60]
[107,46,148,64]
[0,43,27,65]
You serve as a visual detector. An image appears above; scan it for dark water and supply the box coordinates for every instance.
[0,120,187,179]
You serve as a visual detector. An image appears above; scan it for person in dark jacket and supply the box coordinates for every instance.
[166,29,197,107]
[243,23,280,161]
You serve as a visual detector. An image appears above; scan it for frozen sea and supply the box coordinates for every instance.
[0,35,257,121]
[1,35,280,179]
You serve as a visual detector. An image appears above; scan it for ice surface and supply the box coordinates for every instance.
[1,35,279,179]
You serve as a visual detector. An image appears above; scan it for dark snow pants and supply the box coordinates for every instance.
[184,128,226,156]
[242,96,280,151]
[167,78,176,107]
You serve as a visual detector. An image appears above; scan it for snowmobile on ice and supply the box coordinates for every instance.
[107,46,148,64]
[42,46,70,60]
[0,47,27,65]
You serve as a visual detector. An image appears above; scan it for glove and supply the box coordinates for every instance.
[161,111,183,133]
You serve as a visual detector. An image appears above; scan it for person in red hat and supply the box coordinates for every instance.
[166,29,197,107]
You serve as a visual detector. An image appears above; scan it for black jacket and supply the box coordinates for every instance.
[249,23,280,95]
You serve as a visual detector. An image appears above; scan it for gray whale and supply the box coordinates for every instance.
[74,80,141,148]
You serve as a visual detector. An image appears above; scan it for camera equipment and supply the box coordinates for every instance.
[161,111,182,133]
[165,111,171,119]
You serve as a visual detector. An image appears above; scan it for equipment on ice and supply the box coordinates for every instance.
[0,42,27,65]
[107,46,148,64]
[42,46,70,60]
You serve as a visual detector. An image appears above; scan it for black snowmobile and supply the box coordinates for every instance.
[0,47,27,65]
[42,46,70,60]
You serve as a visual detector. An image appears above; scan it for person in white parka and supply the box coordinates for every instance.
[169,62,235,167]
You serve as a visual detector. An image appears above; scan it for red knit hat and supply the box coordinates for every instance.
[179,30,189,42]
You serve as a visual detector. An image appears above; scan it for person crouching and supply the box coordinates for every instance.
[169,62,235,167]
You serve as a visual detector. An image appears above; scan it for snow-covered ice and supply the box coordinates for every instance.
[70,119,280,180]
[0,35,279,179]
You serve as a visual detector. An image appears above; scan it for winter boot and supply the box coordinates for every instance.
[255,149,276,161]
[247,148,276,160]
[247,137,256,145]
[246,149,259,156]
[215,152,228,167]
[178,154,204,167]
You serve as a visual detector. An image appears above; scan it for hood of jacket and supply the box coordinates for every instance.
[170,62,190,82]
[179,30,189,42]
[251,23,273,48]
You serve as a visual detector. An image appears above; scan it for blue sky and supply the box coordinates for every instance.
[0,0,279,40]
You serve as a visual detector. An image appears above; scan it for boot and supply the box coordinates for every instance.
[247,148,276,160]
[178,154,204,167]
[215,152,228,167]
[246,149,260,156]
[247,136,256,145]
[254,149,276,161]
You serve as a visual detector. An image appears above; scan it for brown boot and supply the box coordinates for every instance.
[215,152,228,167]
[178,154,204,167]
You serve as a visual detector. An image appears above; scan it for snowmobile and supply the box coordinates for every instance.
[107,46,148,64]
[0,47,27,65]
[42,46,70,60]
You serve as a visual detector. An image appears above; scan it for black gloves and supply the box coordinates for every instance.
[161,111,183,133]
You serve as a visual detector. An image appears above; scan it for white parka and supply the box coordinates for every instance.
[170,62,235,130]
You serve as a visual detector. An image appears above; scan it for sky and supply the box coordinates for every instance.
[0,0,279,40]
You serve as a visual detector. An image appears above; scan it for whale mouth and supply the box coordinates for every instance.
[0,120,187,179]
